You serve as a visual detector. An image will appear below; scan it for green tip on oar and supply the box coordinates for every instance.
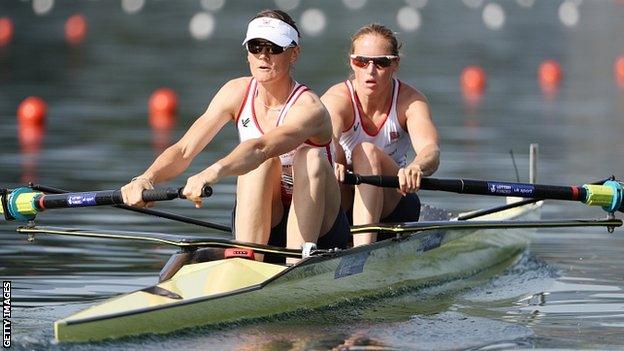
[583,180,624,213]
[0,187,42,221]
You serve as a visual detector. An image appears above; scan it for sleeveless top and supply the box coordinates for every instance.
[339,78,411,168]
[236,78,333,203]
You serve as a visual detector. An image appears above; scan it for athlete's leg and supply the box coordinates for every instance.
[235,157,284,261]
[351,141,402,246]
[287,146,341,261]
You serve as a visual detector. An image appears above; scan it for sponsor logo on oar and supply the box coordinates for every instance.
[67,193,97,207]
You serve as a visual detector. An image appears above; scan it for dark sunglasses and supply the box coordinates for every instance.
[350,54,399,69]
[246,40,294,55]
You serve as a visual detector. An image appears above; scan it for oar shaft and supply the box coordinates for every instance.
[30,184,231,232]
[346,174,585,200]
[1,186,212,221]
[344,173,623,213]
[422,178,584,201]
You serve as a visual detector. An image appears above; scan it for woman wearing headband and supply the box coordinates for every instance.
[122,10,349,262]
[321,23,440,246]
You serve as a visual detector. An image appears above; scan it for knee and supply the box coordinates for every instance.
[352,142,383,173]
[252,157,280,175]
[293,147,330,180]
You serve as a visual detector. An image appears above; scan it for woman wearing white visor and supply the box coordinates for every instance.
[121,9,349,263]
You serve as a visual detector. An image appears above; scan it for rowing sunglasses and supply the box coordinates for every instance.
[246,39,294,55]
[350,54,399,69]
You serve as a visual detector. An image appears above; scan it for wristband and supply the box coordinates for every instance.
[131,176,154,187]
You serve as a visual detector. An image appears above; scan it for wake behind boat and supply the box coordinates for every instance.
[2,147,622,342]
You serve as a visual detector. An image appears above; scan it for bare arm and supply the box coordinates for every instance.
[397,89,440,194]
[122,78,245,206]
[320,84,352,181]
[405,96,440,176]
[182,92,332,206]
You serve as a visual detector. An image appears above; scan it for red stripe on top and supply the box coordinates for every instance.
[251,83,307,133]
[300,141,333,164]
[250,82,265,133]
[235,78,254,124]
[277,85,308,125]
[38,196,46,210]
[342,81,356,132]
[353,79,395,137]
[305,139,330,147]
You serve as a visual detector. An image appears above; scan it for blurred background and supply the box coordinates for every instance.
[1,0,624,350]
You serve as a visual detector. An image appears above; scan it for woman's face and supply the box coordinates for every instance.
[350,34,399,95]
[247,39,299,83]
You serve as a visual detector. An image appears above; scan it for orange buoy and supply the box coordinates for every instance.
[65,14,88,45]
[538,60,563,87]
[149,88,178,116]
[17,96,47,126]
[0,17,14,47]
[615,55,624,87]
[460,66,487,94]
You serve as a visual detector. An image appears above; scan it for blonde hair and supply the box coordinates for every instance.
[350,23,402,55]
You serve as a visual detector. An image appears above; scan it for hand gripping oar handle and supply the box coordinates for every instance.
[343,172,624,214]
[38,186,213,210]
[0,185,212,221]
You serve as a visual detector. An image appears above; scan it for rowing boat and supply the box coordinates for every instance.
[2,148,623,342]
[43,200,542,342]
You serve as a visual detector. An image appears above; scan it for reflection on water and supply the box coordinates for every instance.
[2,0,624,349]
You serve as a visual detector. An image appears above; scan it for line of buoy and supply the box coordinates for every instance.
[0,17,13,47]
[17,96,47,126]
[149,87,178,130]
[538,59,563,88]
[615,55,624,88]
[65,13,88,45]
[460,58,570,106]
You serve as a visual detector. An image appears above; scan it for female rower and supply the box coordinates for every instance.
[321,23,440,246]
[122,9,349,262]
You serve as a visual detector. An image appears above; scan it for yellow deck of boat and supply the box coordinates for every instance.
[55,200,541,343]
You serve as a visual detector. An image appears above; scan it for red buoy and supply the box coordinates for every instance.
[65,14,88,45]
[17,96,47,126]
[460,65,487,93]
[538,60,563,87]
[615,55,624,88]
[0,17,14,47]
[149,88,178,116]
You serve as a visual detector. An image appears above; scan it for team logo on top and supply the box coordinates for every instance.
[242,118,251,127]
[353,122,360,132]
[389,131,399,141]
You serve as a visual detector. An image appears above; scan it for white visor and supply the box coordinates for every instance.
[242,17,299,47]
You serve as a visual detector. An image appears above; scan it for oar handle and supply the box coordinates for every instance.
[37,186,213,210]
[343,172,399,188]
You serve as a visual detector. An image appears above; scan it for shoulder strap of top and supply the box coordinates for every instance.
[235,78,257,123]
[276,82,309,126]
[343,80,358,131]
[388,78,400,119]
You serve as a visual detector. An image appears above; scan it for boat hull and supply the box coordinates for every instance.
[55,201,541,342]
